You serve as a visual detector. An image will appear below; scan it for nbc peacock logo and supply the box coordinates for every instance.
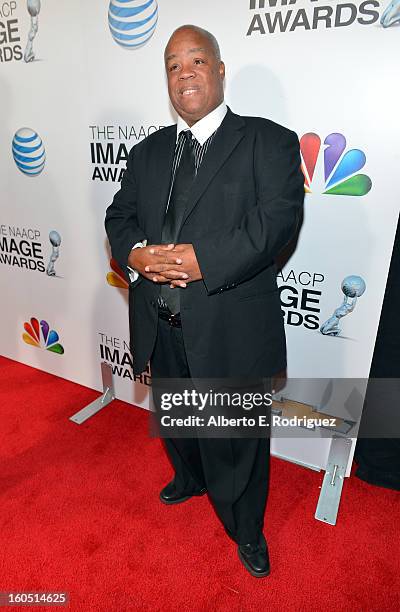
[107,258,129,288]
[108,0,158,49]
[300,133,372,196]
[22,317,64,354]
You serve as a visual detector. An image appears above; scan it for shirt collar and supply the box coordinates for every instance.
[176,101,227,146]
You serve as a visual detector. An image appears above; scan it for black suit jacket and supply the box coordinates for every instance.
[105,108,304,377]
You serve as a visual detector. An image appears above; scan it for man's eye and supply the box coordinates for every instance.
[194,59,205,65]
[169,64,178,72]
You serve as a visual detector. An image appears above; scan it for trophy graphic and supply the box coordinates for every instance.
[381,0,400,27]
[320,275,366,337]
[46,231,61,277]
[24,0,41,63]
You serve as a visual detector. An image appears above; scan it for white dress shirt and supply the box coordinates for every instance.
[176,100,227,145]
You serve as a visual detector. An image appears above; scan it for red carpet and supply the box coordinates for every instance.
[1,356,399,612]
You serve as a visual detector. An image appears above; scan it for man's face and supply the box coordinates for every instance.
[164,28,225,127]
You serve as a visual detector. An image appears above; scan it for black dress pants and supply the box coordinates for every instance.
[150,316,270,546]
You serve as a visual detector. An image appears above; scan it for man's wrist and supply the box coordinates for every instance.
[127,240,147,281]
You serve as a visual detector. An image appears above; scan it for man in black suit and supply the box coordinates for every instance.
[105,24,304,577]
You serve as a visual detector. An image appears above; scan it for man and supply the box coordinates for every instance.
[105,25,304,578]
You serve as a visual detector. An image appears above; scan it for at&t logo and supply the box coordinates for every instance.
[12,127,45,175]
[108,0,158,49]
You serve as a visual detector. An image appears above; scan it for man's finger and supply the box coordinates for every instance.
[151,251,182,261]
[160,270,188,279]
[148,274,168,283]
[170,281,187,288]
[144,264,188,277]
[149,243,174,255]
[171,243,190,253]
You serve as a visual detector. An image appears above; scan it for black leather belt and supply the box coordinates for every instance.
[158,307,181,328]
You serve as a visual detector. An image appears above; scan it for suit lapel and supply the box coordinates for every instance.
[150,124,176,241]
[181,109,245,226]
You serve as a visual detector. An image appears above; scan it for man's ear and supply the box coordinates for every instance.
[219,61,225,79]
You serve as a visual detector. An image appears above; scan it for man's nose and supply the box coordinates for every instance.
[179,65,196,80]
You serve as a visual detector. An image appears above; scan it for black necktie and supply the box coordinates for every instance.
[160,130,196,314]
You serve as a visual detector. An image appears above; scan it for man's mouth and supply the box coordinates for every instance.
[179,87,200,96]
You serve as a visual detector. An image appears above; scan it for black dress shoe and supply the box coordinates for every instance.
[159,481,207,505]
[238,534,270,578]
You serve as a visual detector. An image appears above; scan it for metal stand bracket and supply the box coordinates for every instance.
[315,436,352,525]
[70,362,115,424]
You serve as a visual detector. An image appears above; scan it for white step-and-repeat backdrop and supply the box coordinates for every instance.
[1,1,399,471]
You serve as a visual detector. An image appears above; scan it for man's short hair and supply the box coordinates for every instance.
[169,25,221,61]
